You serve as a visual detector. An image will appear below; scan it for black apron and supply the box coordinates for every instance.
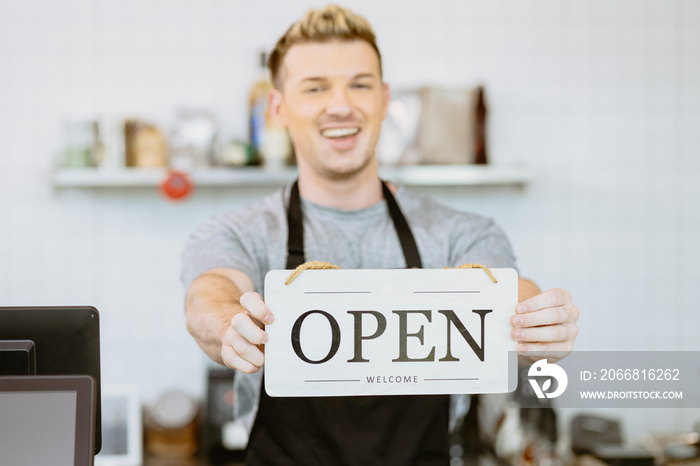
[245,180,450,466]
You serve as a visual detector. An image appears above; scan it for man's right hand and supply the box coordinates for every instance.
[221,291,274,373]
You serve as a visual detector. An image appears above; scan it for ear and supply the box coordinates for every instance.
[381,82,391,120]
[268,88,287,127]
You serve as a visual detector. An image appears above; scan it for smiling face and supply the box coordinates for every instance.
[268,40,390,181]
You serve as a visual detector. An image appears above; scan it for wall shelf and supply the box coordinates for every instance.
[51,165,535,189]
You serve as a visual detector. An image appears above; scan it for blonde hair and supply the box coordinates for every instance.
[268,4,382,89]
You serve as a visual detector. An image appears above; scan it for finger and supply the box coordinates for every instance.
[221,326,266,367]
[240,291,274,325]
[232,338,266,367]
[511,323,578,343]
[511,305,575,328]
[231,312,268,345]
[516,340,575,357]
[516,288,571,314]
[221,345,260,373]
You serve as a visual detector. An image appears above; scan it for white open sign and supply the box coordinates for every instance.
[264,268,518,397]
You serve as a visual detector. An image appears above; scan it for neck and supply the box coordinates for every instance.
[297,163,384,210]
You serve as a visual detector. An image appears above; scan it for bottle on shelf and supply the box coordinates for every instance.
[474,86,488,165]
[248,51,292,167]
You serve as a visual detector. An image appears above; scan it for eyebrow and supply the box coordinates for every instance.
[299,73,378,84]
[300,77,328,84]
[352,73,377,80]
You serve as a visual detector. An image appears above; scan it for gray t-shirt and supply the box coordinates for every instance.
[181,183,518,434]
[182,184,516,292]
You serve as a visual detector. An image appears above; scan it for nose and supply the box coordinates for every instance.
[325,86,352,117]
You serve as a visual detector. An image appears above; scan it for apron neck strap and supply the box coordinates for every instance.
[286,179,422,269]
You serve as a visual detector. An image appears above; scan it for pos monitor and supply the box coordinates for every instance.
[0,375,97,466]
[0,306,102,454]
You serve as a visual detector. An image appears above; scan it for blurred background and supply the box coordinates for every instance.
[0,0,698,461]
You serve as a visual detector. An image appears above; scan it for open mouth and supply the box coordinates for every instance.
[320,127,361,139]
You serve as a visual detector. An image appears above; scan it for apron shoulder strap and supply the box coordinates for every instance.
[286,180,305,269]
[381,181,422,269]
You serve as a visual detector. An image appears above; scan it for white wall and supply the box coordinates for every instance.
[1,0,698,440]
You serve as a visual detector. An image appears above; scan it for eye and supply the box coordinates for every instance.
[351,82,372,89]
[304,86,327,93]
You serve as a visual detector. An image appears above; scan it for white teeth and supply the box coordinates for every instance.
[321,127,360,138]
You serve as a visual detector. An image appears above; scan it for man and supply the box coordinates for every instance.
[183,5,578,464]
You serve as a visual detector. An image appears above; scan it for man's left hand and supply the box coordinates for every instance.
[511,288,579,363]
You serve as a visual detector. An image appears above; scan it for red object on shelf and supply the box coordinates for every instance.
[160,170,193,201]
